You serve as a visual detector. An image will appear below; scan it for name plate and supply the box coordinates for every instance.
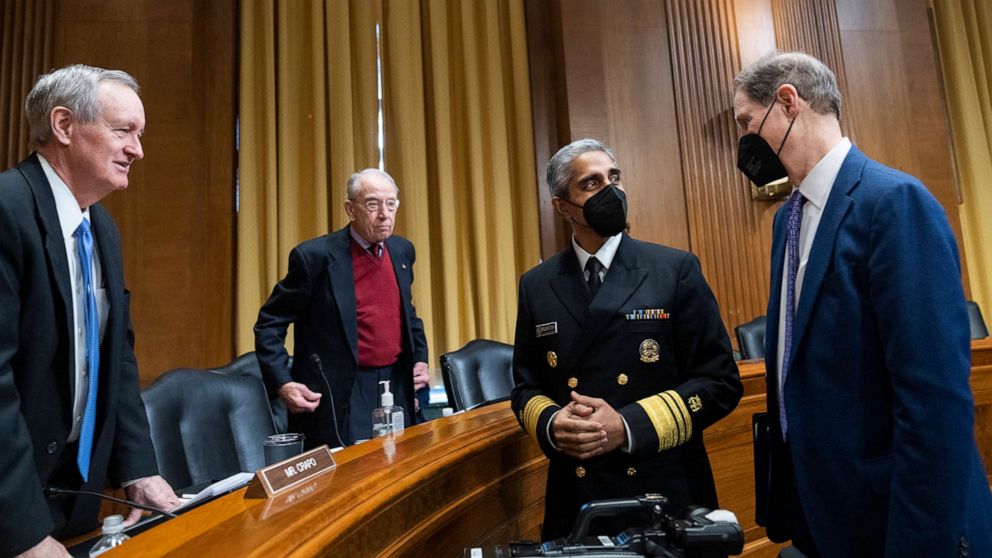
[245,444,336,499]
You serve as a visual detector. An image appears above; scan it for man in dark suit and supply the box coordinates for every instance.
[511,139,743,539]
[255,169,429,449]
[0,65,180,558]
[734,51,992,557]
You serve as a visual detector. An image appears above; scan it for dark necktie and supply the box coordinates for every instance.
[586,257,603,299]
[75,217,100,481]
[780,190,806,439]
[368,243,382,260]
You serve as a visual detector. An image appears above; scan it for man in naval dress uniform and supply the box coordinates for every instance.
[511,139,743,539]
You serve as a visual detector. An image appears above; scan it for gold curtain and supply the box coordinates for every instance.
[237,0,540,362]
[237,0,380,352]
[931,0,992,313]
[382,0,540,358]
[0,0,55,168]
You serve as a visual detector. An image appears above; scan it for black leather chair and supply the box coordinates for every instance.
[735,315,767,361]
[141,368,277,490]
[210,352,290,434]
[440,339,515,412]
[967,300,989,340]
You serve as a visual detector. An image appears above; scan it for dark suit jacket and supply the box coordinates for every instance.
[760,146,992,557]
[0,155,159,556]
[511,234,742,539]
[254,226,428,448]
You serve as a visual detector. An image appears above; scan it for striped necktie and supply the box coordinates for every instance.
[780,190,806,439]
[74,217,100,481]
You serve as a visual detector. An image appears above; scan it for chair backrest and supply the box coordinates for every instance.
[967,300,989,340]
[210,352,289,434]
[141,368,277,490]
[440,339,514,412]
[735,315,767,361]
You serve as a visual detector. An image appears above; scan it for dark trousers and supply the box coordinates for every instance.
[783,443,821,558]
[347,363,409,442]
[45,441,88,538]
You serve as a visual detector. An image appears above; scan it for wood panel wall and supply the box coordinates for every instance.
[53,0,237,383]
[0,0,55,169]
[527,0,965,344]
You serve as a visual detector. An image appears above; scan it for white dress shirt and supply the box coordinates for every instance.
[775,138,851,396]
[38,154,109,443]
[572,232,622,283]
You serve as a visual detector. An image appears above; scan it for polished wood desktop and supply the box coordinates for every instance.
[99,339,992,557]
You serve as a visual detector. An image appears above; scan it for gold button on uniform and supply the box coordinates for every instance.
[547,351,558,368]
[626,467,637,477]
[567,377,578,389]
[617,373,628,386]
[575,466,586,478]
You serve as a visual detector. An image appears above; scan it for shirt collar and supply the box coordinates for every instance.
[572,232,622,272]
[349,225,374,250]
[795,137,851,210]
[37,153,90,240]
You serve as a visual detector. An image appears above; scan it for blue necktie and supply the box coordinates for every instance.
[75,217,100,481]
[780,190,805,439]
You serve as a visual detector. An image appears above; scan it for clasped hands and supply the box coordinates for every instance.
[551,391,627,460]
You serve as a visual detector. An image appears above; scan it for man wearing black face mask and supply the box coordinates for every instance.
[735,52,991,558]
[510,138,742,539]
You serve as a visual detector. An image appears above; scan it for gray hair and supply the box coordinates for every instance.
[346,168,399,200]
[546,138,619,199]
[25,64,140,147]
[734,51,841,120]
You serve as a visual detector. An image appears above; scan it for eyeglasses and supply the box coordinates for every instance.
[355,198,400,213]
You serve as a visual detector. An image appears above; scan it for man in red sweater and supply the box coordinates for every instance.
[255,169,430,447]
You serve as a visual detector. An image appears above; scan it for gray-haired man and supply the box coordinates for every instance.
[0,64,180,557]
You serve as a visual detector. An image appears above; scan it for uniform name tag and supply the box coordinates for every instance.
[535,322,558,337]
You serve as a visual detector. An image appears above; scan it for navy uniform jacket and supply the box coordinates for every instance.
[511,234,742,539]
[760,146,992,557]
[255,226,428,448]
[0,155,159,556]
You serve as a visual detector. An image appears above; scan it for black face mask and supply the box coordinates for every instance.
[737,98,796,187]
[562,184,628,237]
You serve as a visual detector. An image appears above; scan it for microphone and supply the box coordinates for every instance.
[310,354,347,449]
[44,486,178,518]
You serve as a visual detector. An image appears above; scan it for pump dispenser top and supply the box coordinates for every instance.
[379,380,394,407]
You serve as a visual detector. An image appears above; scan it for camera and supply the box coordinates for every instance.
[465,494,744,558]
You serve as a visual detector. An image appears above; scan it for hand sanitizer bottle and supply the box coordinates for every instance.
[372,380,404,437]
[89,515,130,557]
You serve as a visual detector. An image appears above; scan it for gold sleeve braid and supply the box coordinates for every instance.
[522,395,558,441]
[635,390,693,452]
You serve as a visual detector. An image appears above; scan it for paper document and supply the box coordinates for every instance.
[175,471,255,511]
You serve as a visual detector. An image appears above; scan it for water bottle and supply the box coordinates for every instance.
[89,514,130,557]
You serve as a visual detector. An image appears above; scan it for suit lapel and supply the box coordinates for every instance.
[564,236,647,370]
[549,246,590,326]
[386,236,412,308]
[327,229,359,364]
[787,147,865,371]
[22,156,74,335]
[765,206,788,376]
[23,156,76,406]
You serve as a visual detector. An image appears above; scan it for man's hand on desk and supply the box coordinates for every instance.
[278,382,322,413]
[16,536,71,558]
[123,475,182,526]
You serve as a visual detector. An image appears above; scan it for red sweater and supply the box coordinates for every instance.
[351,240,403,367]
